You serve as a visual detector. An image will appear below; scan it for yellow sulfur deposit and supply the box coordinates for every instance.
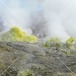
[44,37,61,48]
[17,70,33,76]
[0,26,38,42]
[66,37,74,45]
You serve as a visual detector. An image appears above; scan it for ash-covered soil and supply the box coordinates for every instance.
[0,42,76,76]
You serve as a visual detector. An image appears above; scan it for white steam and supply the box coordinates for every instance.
[0,0,76,42]
[1,0,32,34]
[42,0,76,42]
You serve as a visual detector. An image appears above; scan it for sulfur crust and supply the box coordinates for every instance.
[0,26,38,42]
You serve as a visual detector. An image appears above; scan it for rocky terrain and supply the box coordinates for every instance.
[0,27,76,76]
[0,41,76,76]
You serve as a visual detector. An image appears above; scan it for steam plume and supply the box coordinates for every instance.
[0,0,76,42]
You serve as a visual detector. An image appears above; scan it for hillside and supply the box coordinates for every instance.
[0,27,76,76]
[0,41,76,76]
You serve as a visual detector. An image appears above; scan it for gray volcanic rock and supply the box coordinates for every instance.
[0,42,76,76]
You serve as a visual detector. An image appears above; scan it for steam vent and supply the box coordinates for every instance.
[0,0,76,75]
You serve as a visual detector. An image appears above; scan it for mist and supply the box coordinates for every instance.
[42,0,76,42]
[0,0,76,42]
